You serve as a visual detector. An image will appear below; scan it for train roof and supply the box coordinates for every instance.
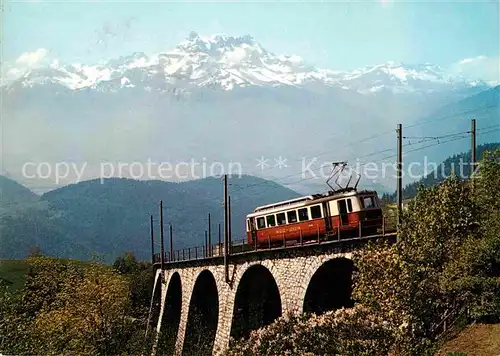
[247,188,378,217]
[252,195,316,212]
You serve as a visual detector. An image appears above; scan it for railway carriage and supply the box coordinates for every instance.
[245,188,383,247]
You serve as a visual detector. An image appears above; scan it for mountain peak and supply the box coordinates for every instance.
[187,30,200,41]
[186,31,255,45]
[177,31,258,55]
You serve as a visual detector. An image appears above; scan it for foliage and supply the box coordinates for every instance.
[113,251,155,320]
[0,254,155,355]
[0,286,34,354]
[462,149,500,321]
[226,306,394,355]
[32,262,131,354]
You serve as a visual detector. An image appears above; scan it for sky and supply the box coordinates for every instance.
[2,0,499,74]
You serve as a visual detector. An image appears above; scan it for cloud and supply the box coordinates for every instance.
[15,48,49,67]
[1,65,23,82]
[1,48,50,83]
[379,0,393,8]
[458,55,487,65]
[452,55,500,86]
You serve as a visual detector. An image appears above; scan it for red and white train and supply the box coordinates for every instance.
[245,187,383,247]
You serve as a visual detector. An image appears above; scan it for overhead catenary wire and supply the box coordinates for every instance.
[230,102,498,192]
[230,130,473,195]
[405,104,497,129]
[229,128,500,205]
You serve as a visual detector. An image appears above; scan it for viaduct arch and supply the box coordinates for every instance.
[150,246,359,355]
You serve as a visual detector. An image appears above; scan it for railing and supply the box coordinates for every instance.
[153,216,395,265]
[430,294,470,339]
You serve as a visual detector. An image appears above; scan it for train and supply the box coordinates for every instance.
[245,162,384,247]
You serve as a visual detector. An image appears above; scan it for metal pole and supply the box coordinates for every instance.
[223,175,229,283]
[228,195,232,254]
[150,215,154,264]
[471,119,476,177]
[160,201,165,271]
[205,230,208,258]
[169,223,173,261]
[208,213,212,257]
[397,123,403,232]
[218,223,221,255]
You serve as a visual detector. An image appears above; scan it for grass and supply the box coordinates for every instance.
[0,257,113,295]
[0,259,30,293]
[438,323,500,356]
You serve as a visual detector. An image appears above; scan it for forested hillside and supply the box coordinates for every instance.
[0,175,299,262]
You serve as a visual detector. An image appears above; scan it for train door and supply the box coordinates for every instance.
[248,218,257,244]
[337,199,349,225]
[322,201,332,233]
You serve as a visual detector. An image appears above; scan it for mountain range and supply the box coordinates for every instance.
[0,174,299,262]
[2,32,499,195]
[3,32,492,96]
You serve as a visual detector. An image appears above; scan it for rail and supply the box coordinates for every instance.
[153,217,395,265]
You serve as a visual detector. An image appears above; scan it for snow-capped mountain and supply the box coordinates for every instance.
[340,61,486,94]
[2,32,489,94]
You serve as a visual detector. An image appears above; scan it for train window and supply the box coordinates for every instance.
[310,205,322,219]
[347,199,353,213]
[257,217,266,229]
[287,210,297,223]
[266,215,276,227]
[362,196,375,209]
[298,208,309,221]
[246,219,250,232]
[277,212,286,225]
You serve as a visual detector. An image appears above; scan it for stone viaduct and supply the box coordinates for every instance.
[146,235,395,356]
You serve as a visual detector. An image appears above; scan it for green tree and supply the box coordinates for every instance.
[113,251,138,274]
[449,148,500,321]
[0,256,154,355]
[32,262,132,354]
